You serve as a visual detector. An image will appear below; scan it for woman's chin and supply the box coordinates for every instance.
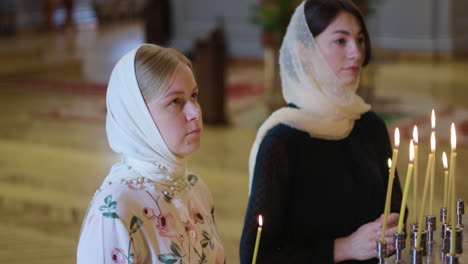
[339,75,360,86]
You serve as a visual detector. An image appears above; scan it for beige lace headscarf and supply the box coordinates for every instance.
[248,1,371,193]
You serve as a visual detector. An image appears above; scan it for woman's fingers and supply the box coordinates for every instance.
[387,213,400,226]
[386,225,398,237]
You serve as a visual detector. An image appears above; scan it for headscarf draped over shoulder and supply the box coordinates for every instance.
[104,45,187,188]
[248,1,370,193]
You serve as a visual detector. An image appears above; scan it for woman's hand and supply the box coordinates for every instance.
[333,213,400,262]
[377,213,399,254]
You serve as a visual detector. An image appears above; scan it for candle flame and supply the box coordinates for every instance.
[451,123,457,152]
[388,158,392,169]
[413,126,418,144]
[431,109,436,131]
[410,140,415,162]
[430,132,436,153]
[395,127,400,148]
[258,215,263,227]
[442,152,448,170]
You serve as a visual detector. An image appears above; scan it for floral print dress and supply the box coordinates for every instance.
[77,174,225,264]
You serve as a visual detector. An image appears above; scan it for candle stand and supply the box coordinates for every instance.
[394,232,406,263]
[445,254,459,264]
[376,240,387,264]
[441,207,448,225]
[457,200,464,228]
[441,223,449,255]
[411,229,428,256]
[427,215,437,245]
[445,226,464,255]
[411,247,423,264]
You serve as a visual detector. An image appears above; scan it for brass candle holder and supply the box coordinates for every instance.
[441,207,448,224]
[376,240,387,264]
[456,199,464,228]
[445,253,459,264]
[426,215,437,245]
[411,229,428,256]
[411,247,423,264]
[446,226,463,255]
[394,232,405,263]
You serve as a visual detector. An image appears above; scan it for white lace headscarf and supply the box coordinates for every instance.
[103,45,187,188]
[248,1,371,193]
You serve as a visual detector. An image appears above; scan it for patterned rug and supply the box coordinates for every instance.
[6,79,465,145]
[393,107,468,147]
[1,79,266,122]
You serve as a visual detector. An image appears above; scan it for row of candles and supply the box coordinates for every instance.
[380,110,459,256]
[250,110,460,263]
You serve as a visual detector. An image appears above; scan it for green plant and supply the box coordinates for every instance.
[250,0,382,38]
[250,0,301,37]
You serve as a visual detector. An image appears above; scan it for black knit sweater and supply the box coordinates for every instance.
[240,111,404,264]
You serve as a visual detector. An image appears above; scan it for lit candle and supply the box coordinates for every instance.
[252,215,263,264]
[429,110,436,216]
[443,152,449,209]
[380,158,394,242]
[380,128,399,241]
[412,125,419,223]
[416,133,435,248]
[450,123,457,255]
[397,140,415,233]
[390,128,400,181]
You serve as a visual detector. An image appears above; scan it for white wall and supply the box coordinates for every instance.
[452,0,468,51]
[370,0,453,52]
[170,0,462,57]
[170,0,263,58]
[14,0,42,30]
[11,0,466,57]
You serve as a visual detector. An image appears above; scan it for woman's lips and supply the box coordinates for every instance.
[188,128,201,135]
[345,66,360,73]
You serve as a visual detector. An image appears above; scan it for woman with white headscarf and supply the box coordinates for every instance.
[240,1,405,263]
[77,44,225,264]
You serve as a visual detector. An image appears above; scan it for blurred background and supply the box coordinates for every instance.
[0,0,467,263]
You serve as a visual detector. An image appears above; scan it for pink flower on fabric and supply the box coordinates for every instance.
[111,248,127,264]
[189,201,205,224]
[156,213,177,238]
[142,207,156,220]
[184,220,199,244]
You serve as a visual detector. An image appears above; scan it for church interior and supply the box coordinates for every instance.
[0,0,467,263]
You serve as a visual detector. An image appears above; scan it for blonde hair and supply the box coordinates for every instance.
[134,44,192,104]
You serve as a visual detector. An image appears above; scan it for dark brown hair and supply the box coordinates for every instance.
[304,0,372,66]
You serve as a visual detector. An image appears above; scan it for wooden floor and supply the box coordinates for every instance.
[1,20,468,263]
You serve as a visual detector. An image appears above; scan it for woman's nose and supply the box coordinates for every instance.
[185,102,201,121]
[349,41,363,61]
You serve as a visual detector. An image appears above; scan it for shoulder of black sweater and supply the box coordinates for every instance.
[353,111,389,137]
[263,110,387,140]
[356,111,386,128]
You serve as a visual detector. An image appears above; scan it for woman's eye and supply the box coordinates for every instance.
[358,37,365,44]
[334,38,346,45]
[171,98,182,105]
[191,92,198,100]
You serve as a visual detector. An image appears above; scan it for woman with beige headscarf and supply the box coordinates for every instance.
[77,44,225,264]
[240,1,405,263]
